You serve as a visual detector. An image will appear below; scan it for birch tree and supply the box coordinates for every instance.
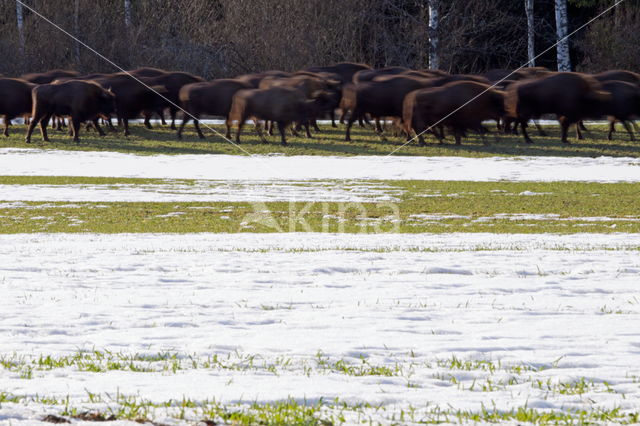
[555,0,571,71]
[124,0,132,28]
[525,0,535,67]
[428,0,439,69]
[16,0,25,55]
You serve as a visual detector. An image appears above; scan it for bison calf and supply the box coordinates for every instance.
[228,87,332,145]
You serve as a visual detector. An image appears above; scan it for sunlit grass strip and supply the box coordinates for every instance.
[1,391,638,425]
[1,123,640,158]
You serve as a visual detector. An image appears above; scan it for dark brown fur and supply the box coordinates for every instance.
[403,81,506,146]
[177,79,253,139]
[25,80,116,143]
[505,72,611,144]
[0,78,35,136]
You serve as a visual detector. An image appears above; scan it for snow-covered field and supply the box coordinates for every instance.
[1,233,640,424]
[1,149,639,424]
[1,148,640,181]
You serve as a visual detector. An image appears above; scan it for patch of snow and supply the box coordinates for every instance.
[1,148,640,182]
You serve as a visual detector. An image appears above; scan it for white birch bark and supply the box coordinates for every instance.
[16,1,25,55]
[428,0,439,70]
[555,0,571,71]
[124,0,132,28]
[525,0,535,67]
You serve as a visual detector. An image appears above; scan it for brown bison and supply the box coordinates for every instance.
[505,72,611,144]
[25,80,116,143]
[21,69,80,84]
[340,75,437,141]
[177,79,253,139]
[403,81,506,146]
[139,71,204,129]
[600,80,640,141]
[259,74,342,132]
[0,78,35,137]
[593,70,640,86]
[228,87,333,145]
[304,62,372,85]
[93,73,169,136]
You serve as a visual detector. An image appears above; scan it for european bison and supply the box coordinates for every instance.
[139,71,204,129]
[600,80,640,141]
[93,73,170,136]
[25,80,116,143]
[505,72,611,144]
[403,81,506,146]
[0,78,35,136]
[228,87,332,145]
[21,69,80,84]
[259,74,342,132]
[340,75,436,141]
[177,78,253,139]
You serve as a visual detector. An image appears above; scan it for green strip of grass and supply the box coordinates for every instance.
[2,122,640,157]
[0,180,638,233]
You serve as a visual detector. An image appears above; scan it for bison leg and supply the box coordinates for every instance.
[533,120,547,137]
[345,113,356,142]
[331,110,337,128]
[558,118,571,144]
[25,112,46,144]
[622,120,635,141]
[176,112,191,139]
[304,121,313,138]
[143,112,153,129]
[579,121,588,132]
[38,114,52,143]
[607,120,616,141]
[123,118,131,136]
[3,116,9,137]
[312,120,321,132]
[520,120,534,144]
[92,119,106,137]
[70,117,82,143]
[169,108,177,130]
[277,121,288,146]
[193,118,205,139]
[575,123,584,140]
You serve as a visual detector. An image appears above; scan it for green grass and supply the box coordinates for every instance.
[4,122,640,157]
[0,179,638,233]
[2,389,639,425]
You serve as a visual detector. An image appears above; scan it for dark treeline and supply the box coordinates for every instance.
[0,0,638,78]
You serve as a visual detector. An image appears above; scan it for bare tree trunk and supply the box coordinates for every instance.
[428,0,439,69]
[555,0,571,71]
[74,0,81,64]
[16,0,25,55]
[124,0,132,28]
[525,0,535,67]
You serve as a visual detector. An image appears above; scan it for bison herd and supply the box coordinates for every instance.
[1,62,640,147]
